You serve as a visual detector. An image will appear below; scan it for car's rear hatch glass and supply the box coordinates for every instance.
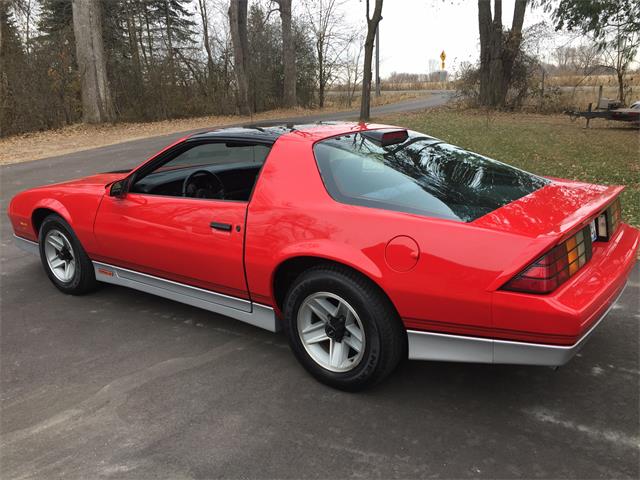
[313,130,549,222]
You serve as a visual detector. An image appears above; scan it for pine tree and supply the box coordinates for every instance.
[37,0,80,125]
[151,0,196,87]
[0,4,27,136]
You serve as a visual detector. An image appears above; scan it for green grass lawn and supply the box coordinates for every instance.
[377,108,639,227]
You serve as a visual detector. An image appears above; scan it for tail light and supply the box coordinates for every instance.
[502,226,593,294]
[595,197,622,241]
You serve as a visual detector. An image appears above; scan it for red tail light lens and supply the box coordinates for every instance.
[502,226,593,294]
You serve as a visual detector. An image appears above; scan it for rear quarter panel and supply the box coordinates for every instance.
[244,133,552,336]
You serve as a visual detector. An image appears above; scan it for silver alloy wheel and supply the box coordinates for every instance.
[44,229,76,283]
[297,292,366,373]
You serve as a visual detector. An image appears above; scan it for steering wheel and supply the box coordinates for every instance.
[182,170,225,199]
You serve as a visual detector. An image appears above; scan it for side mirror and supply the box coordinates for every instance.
[109,179,128,198]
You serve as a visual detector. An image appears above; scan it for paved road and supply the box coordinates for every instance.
[1,94,639,479]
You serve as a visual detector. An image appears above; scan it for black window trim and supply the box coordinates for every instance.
[126,136,275,204]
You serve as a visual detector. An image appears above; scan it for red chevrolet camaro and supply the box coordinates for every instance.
[8,122,638,390]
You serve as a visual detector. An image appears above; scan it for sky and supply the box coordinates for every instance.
[337,0,554,77]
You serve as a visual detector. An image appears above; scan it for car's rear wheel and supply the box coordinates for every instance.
[283,265,405,391]
[39,214,97,295]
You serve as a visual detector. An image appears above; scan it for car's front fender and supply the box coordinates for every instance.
[8,186,105,255]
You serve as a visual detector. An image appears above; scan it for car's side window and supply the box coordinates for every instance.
[159,143,270,170]
[130,141,271,201]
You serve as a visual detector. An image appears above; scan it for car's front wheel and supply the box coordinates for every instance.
[39,214,98,295]
[283,265,405,391]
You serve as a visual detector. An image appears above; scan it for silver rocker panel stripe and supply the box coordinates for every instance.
[93,262,279,332]
[14,235,39,256]
[17,233,627,362]
[407,280,628,366]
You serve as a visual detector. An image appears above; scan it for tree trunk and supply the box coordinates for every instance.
[71,0,115,123]
[477,0,492,105]
[318,40,324,108]
[276,0,296,108]
[163,0,176,88]
[197,0,215,93]
[228,0,250,115]
[0,5,4,54]
[500,0,527,104]
[359,0,383,122]
[125,4,143,100]
[477,0,527,108]
[617,70,625,103]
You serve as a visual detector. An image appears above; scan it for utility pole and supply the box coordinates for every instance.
[375,24,381,97]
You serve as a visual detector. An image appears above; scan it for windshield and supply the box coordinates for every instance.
[313,130,549,222]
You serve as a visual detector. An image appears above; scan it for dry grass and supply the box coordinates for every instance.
[536,75,639,111]
[381,81,454,91]
[546,74,640,87]
[0,91,426,166]
[0,107,327,165]
[517,85,638,113]
[557,86,623,109]
[523,86,630,113]
[324,90,427,108]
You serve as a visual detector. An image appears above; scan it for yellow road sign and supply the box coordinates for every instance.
[440,50,446,62]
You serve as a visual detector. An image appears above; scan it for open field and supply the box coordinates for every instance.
[380,81,454,91]
[387,74,640,92]
[544,86,638,112]
[546,74,640,88]
[379,108,640,228]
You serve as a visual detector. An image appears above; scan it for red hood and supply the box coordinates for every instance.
[473,179,624,239]
[53,172,127,189]
[26,172,129,196]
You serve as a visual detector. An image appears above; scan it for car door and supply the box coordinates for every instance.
[93,139,270,310]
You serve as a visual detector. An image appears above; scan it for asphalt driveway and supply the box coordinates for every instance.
[1,97,638,479]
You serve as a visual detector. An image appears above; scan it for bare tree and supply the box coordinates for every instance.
[197,0,218,99]
[552,46,577,73]
[359,0,382,121]
[343,35,364,107]
[272,0,296,107]
[574,43,601,75]
[599,19,639,103]
[2,0,321,137]
[549,0,639,103]
[304,0,352,108]
[477,0,528,107]
[228,0,250,115]
[71,0,115,123]
[11,0,35,54]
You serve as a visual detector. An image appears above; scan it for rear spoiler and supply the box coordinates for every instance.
[478,182,625,290]
[550,186,624,243]
[475,182,624,241]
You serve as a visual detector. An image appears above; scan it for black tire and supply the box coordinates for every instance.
[38,214,98,295]
[283,264,406,391]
